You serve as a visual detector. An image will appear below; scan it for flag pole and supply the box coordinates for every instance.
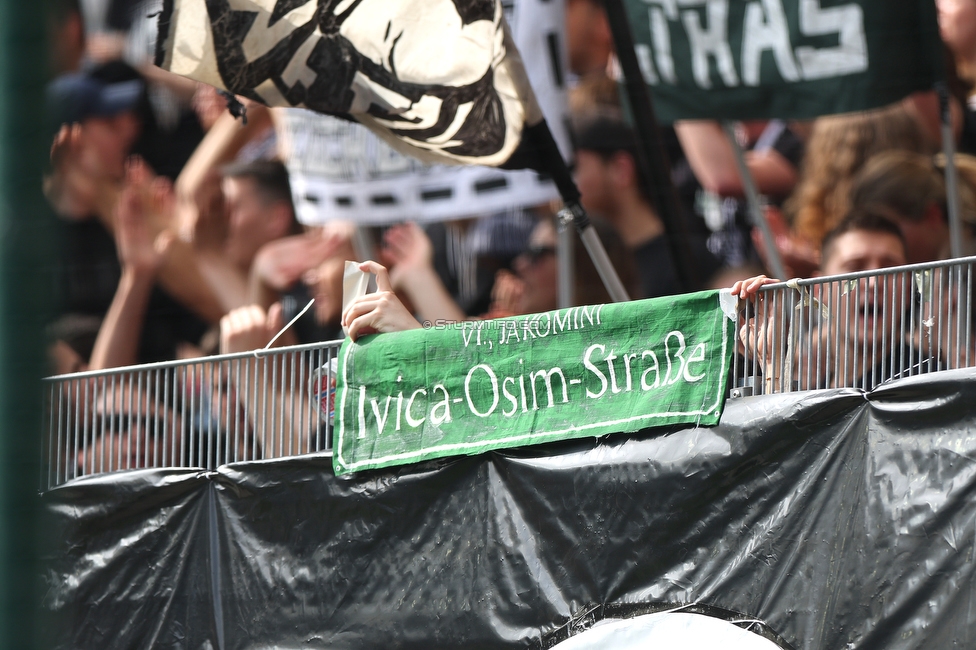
[722,122,788,278]
[525,121,630,303]
[601,0,699,293]
[556,223,575,309]
[938,83,963,259]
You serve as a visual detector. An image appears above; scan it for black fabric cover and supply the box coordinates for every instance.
[41,369,976,649]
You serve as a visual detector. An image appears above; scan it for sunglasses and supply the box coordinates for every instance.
[523,245,557,265]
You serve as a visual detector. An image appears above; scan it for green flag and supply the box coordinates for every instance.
[623,0,943,122]
[334,290,734,475]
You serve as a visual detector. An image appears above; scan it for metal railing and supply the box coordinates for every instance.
[40,257,976,489]
[41,340,343,490]
[730,256,976,397]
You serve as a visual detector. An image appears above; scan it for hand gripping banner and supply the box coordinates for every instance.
[155,0,544,168]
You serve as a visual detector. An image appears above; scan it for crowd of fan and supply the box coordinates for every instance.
[44,0,976,470]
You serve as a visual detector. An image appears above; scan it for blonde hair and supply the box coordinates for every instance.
[787,103,928,246]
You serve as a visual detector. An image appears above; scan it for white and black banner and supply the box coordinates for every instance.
[274,0,570,225]
[279,110,563,225]
[157,0,569,224]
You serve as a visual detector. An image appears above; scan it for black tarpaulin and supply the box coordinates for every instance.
[41,369,976,649]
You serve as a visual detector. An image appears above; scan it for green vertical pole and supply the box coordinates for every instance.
[0,0,50,646]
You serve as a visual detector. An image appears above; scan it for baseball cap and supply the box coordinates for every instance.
[47,70,144,125]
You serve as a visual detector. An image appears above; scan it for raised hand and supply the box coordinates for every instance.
[116,161,174,275]
[381,222,434,290]
[219,303,286,354]
[253,228,350,293]
[341,261,421,341]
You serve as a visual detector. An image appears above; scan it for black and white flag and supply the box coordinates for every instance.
[156,0,545,168]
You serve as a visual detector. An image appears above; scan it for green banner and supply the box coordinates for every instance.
[623,0,943,123]
[334,291,733,475]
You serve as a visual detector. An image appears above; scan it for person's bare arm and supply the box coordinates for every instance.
[174,104,272,224]
[248,230,350,309]
[110,159,235,323]
[89,182,170,370]
[674,121,797,198]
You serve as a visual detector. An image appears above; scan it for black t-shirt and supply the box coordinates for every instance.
[633,233,721,299]
[280,284,343,344]
[52,216,208,363]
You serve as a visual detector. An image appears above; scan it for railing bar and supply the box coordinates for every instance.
[111,375,119,474]
[52,383,62,489]
[861,280,868,388]
[222,360,231,468]
[880,274,888,384]
[73,379,80,480]
[138,371,147,470]
[967,264,973,368]
[42,339,349,381]
[853,281,861,388]
[233,358,241,464]
[299,350,307,454]
[125,373,142,469]
[325,347,332,452]
[937,268,945,373]
[81,374,91,477]
[769,292,777,394]
[315,348,324,452]
[954,266,962,369]
[890,273,898,381]
[803,286,810,390]
[854,282,871,390]
[97,375,107,475]
[812,284,821,391]
[288,352,297,457]
[168,367,177,468]
[855,280,862,388]
[779,292,787,393]
[881,273,888,382]
[262,358,270,459]
[182,364,191,468]
[207,362,217,470]
[843,284,851,388]
[219,360,227,464]
[823,282,840,388]
[190,363,199,468]
[153,369,160,468]
[909,273,917,378]
[752,292,773,394]
[871,279,879,388]
[145,370,152,468]
[731,300,740,394]
[273,353,282,458]
[45,383,55,489]
[945,267,951,370]
[327,346,335,452]
[246,358,257,462]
